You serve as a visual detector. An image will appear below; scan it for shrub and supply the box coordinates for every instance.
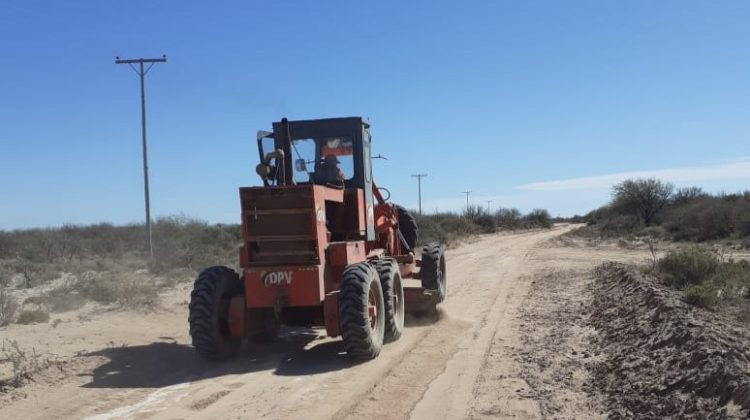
[710,260,750,300]
[657,246,719,288]
[0,290,18,326]
[416,212,478,247]
[0,263,15,288]
[639,225,668,240]
[673,186,708,205]
[495,208,522,229]
[0,339,49,390]
[685,283,720,308]
[22,296,48,306]
[149,216,240,274]
[474,214,496,233]
[463,205,486,223]
[75,271,119,304]
[413,215,446,246]
[664,198,746,241]
[600,214,643,238]
[60,270,159,309]
[585,179,750,242]
[524,209,552,228]
[12,259,58,288]
[118,277,158,308]
[44,287,86,312]
[16,308,50,325]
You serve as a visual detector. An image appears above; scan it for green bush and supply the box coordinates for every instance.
[584,179,750,242]
[415,212,478,247]
[414,206,554,247]
[685,283,720,308]
[663,198,746,241]
[710,260,750,300]
[657,246,719,288]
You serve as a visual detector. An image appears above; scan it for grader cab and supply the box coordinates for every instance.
[188,117,446,361]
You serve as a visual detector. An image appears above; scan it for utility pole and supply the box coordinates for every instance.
[115,55,167,259]
[486,200,492,213]
[411,174,427,215]
[461,191,472,211]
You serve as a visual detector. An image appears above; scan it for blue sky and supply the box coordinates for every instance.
[1,1,749,229]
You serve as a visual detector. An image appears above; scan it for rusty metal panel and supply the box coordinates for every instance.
[245,266,325,308]
[227,295,246,338]
[240,185,320,267]
[328,241,367,267]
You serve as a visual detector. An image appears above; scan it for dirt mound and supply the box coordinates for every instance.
[590,263,750,419]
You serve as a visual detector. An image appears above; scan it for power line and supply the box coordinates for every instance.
[115,55,167,260]
[411,174,427,215]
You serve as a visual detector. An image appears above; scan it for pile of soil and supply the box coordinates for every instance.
[590,263,750,419]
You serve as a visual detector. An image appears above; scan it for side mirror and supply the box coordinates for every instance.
[256,163,271,178]
[295,159,307,172]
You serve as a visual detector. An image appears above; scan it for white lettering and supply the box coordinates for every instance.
[263,271,293,287]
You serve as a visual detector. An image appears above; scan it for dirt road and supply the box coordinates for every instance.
[0,226,648,419]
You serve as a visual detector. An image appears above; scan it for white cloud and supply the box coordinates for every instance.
[516,157,750,191]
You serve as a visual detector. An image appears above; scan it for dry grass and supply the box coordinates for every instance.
[0,217,240,325]
[0,339,50,391]
[16,308,50,325]
[0,290,18,327]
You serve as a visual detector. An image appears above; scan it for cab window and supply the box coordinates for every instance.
[319,137,354,181]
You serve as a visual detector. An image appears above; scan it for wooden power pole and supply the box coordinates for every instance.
[115,55,167,259]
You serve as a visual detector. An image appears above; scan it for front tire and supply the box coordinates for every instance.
[189,266,243,360]
[339,262,385,360]
[396,205,418,252]
[374,259,405,342]
[421,243,447,303]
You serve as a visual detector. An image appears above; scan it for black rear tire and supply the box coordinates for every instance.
[374,259,405,342]
[189,266,243,360]
[396,205,418,252]
[339,262,385,360]
[421,243,447,303]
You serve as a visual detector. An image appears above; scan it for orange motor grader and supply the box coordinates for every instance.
[189,117,446,361]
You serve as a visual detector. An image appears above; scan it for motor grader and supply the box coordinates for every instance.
[188,117,447,361]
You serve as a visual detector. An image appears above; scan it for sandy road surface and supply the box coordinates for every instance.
[1,226,645,420]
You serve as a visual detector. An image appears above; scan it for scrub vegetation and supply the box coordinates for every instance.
[576,177,750,244]
[0,217,240,325]
[415,206,552,246]
[0,209,550,326]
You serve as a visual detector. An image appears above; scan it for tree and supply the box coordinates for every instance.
[612,178,673,226]
[673,186,707,205]
[524,209,552,228]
